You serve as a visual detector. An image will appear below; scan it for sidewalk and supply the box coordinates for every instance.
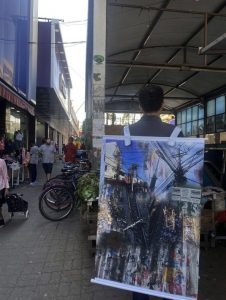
[0,162,226,300]
[0,162,131,300]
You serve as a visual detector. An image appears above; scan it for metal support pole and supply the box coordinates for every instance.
[204,12,208,66]
[91,0,107,168]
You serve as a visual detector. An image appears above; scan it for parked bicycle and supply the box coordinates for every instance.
[38,161,96,221]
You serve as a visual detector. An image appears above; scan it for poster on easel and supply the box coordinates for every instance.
[92,136,205,300]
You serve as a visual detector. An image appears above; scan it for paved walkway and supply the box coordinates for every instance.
[0,162,226,300]
[0,163,131,300]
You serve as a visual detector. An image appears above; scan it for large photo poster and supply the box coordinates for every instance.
[92,136,205,300]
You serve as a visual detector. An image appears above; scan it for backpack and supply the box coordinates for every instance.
[6,194,28,214]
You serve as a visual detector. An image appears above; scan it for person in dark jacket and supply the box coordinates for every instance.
[128,85,183,300]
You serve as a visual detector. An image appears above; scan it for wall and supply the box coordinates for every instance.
[0,0,36,100]
[37,21,71,114]
[37,22,51,87]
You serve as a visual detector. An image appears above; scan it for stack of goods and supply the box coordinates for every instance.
[202,186,226,237]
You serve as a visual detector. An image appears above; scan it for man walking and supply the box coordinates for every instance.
[39,138,56,181]
[64,137,77,163]
[125,85,183,300]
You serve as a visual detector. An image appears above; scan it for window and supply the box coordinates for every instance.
[177,105,204,136]
[198,119,204,135]
[182,124,186,135]
[216,96,225,114]
[186,122,192,136]
[177,112,182,125]
[192,121,198,136]
[192,106,198,120]
[206,96,226,134]
[187,108,192,122]
[207,100,215,117]
[216,114,225,132]
[199,106,204,119]
[207,116,215,132]
[182,111,186,123]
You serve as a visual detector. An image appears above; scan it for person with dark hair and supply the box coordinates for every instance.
[0,153,9,228]
[5,139,15,155]
[129,85,183,137]
[64,137,77,163]
[39,138,56,181]
[125,85,183,300]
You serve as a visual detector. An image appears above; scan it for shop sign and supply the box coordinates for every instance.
[0,83,34,116]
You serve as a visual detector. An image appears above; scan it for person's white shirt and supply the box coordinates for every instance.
[15,132,23,141]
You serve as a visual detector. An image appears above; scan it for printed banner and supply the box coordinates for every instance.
[92,136,205,300]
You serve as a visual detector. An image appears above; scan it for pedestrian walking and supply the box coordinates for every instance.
[64,137,77,163]
[39,138,56,181]
[22,146,30,181]
[0,154,9,228]
[29,142,39,185]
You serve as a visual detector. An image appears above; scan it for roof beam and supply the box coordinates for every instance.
[106,94,198,101]
[109,0,171,102]
[108,45,197,58]
[109,2,226,18]
[107,60,226,73]
[164,54,223,98]
[106,81,200,98]
[145,1,226,86]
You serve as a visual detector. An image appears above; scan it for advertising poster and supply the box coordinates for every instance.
[92,136,205,300]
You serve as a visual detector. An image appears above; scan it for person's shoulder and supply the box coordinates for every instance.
[161,123,184,137]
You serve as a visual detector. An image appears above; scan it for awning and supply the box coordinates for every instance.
[0,81,35,116]
[104,0,226,113]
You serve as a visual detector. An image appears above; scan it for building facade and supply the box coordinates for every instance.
[0,0,38,146]
[36,20,78,150]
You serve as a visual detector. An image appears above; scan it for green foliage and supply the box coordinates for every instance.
[76,173,99,204]
[82,118,92,149]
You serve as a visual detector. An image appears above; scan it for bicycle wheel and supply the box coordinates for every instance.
[39,185,75,221]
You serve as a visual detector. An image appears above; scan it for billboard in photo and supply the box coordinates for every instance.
[92,136,205,300]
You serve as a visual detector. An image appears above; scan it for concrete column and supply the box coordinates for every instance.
[45,123,49,139]
[53,130,57,144]
[92,0,106,149]
[58,133,63,154]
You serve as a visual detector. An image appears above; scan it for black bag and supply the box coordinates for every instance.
[6,194,28,213]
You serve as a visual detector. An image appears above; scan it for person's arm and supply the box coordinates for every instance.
[0,160,9,195]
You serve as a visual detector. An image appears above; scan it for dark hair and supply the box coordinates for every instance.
[138,85,164,113]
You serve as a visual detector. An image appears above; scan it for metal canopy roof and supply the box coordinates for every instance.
[105,0,226,113]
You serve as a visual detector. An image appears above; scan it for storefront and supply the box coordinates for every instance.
[0,82,35,148]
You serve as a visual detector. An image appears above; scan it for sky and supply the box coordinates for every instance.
[38,0,88,124]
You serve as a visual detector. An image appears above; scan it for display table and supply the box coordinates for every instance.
[9,162,20,188]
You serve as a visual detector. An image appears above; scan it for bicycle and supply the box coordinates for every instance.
[39,168,86,221]
[39,161,95,221]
